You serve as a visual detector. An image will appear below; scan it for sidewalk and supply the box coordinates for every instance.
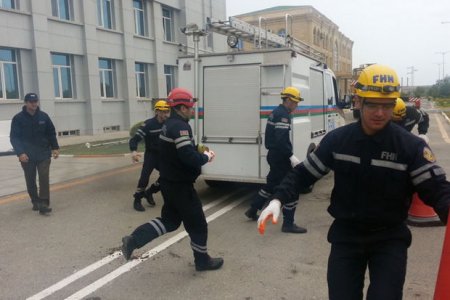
[0,131,133,198]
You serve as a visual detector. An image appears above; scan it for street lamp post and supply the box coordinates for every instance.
[180,23,208,145]
[436,51,450,79]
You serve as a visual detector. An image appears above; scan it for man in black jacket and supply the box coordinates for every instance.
[10,93,59,215]
[392,97,430,143]
[244,86,306,234]
[129,100,170,211]
[122,88,223,271]
[258,65,450,299]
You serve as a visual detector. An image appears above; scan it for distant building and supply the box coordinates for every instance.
[234,5,353,97]
[0,0,225,136]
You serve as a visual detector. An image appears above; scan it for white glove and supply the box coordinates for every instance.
[203,150,216,162]
[131,151,141,163]
[257,199,281,235]
[418,134,429,144]
[289,155,301,168]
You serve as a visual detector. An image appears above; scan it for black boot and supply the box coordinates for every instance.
[32,202,39,211]
[281,223,307,234]
[38,202,52,215]
[122,235,137,260]
[133,192,145,211]
[195,255,224,271]
[144,189,156,207]
[244,207,258,221]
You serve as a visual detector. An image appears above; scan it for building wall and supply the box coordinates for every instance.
[235,6,353,97]
[0,0,226,135]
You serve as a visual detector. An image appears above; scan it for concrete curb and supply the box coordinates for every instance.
[442,111,450,125]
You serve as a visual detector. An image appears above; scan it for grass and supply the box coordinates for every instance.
[59,138,137,156]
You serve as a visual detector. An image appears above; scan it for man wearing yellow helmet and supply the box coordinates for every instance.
[392,98,430,143]
[244,86,307,234]
[257,64,450,299]
[129,100,170,211]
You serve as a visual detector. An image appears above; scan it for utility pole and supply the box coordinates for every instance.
[436,51,450,79]
[436,63,442,81]
[407,66,418,87]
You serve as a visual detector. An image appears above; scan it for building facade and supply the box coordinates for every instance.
[0,0,226,136]
[235,6,353,97]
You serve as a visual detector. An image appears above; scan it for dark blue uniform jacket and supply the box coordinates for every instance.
[394,106,429,134]
[159,112,208,183]
[273,121,450,228]
[129,116,162,153]
[265,104,293,158]
[10,106,59,162]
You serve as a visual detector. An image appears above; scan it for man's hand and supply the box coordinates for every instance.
[257,199,281,235]
[131,151,141,163]
[418,134,430,144]
[204,150,216,162]
[19,153,29,163]
[289,155,301,168]
[52,149,60,159]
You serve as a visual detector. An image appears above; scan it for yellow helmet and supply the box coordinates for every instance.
[354,64,400,99]
[281,86,303,102]
[154,100,170,111]
[393,98,406,119]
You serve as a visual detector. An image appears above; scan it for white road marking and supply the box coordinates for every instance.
[434,114,450,144]
[64,196,247,300]
[26,189,247,300]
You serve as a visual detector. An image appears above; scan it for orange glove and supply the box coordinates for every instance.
[257,199,281,235]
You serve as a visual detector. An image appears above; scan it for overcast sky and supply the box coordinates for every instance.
[225,0,450,86]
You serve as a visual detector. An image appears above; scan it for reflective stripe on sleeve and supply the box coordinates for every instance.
[304,158,324,179]
[371,159,408,171]
[159,135,174,143]
[410,163,435,177]
[412,172,432,186]
[309,152,330,173]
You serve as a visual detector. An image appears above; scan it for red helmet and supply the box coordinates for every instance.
[167,88,196,107]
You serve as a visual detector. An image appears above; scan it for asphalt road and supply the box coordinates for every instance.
[1,103,449,300]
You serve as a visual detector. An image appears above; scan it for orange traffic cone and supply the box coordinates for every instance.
[407,193,443,227]
[434,212,450,300]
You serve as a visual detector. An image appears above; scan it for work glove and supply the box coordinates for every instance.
[289,155,301,168]
[257,199,281,235]
[131,151,141,163]
[204,150,216,162]
[197,144,210,153]
[418,134,429,144]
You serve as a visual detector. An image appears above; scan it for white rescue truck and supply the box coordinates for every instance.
[178,16,345,186]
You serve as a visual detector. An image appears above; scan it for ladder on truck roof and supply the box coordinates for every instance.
[207,16,325,63]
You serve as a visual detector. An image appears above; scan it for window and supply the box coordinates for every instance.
[52,53,73,99]
[133,0,145,36]
[162,7,174,42]
[99,58,114,98]
[333,41,339,71]
[97,0,113,29]
[51,0,71,20]
[0,0,16,9]
[135,62,147,98]
[0,48,19,100]
[164,65,176,94]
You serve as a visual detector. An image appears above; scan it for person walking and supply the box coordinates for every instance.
[392,97,430,142]
[129,100,170,211]
[257,64,450,299]
[244,87,307,234]
[10,93,60,215]
[122,88,223,271]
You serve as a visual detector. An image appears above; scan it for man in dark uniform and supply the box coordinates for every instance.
[244,86,306,234]
[129,100,170,211]
[258,64,450,299]
[10,93,59,215]
[392,97,430,143]
[122,88,223,271]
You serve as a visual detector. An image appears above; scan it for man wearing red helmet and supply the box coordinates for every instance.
[122,88,223,271]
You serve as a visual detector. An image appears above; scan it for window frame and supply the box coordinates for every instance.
[51,0,72,21]
[162,6,174,42]
[135,62,147,98]
[164,65,176,95]
[133,0,146,36]
[51,53,73,99]
[99,58,115,99]
[97,0,113,29]
[0,47,20,100]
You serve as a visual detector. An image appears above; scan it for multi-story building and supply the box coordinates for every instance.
[0,0,225,136]
[234,6,353,97]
